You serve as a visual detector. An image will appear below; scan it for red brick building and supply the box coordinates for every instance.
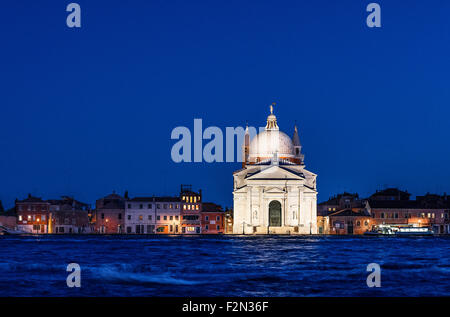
[16,194,50,233]
[94,192,125,234]
[48,197,91,234]
[201,202,225,234]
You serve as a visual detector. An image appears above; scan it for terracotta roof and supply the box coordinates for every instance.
[202,202,223,212]
[16,194,46,203]
[328,209,370,217]
[368,199,450,209]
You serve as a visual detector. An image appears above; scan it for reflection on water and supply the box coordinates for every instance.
[0,235,449,296]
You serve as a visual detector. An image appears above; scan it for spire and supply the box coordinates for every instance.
[293,124,301,146]
[265,103,279,130]
[242,122,250,168]
[244,122,249,145]
[293,124,304,164]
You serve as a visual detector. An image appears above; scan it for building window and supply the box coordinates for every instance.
[196,205,199,210]
[381,213,385,219]
[205,225,209,230]
[170,216,173,220]
[148,204,152,209]
[27,215,31,221]
[101,213,105,219]
[128,215,131,220]
[170,225,173,232]
[163,204,167,209]
[157,216,160,220]
[42,215,46,221]
[139,215,143,221]
[169,204,173,209]
[127,227,132,233]
[216,216,220,221]
[216,225,220,230]
[128,204,131,209]
[157,204,161,209]
[148,215,152,220]
[18,215,23,221]
[139,204,143,209]
[205,216,209,221]
[164,216,167,220]
[118,213,122,220]
[394,213,398,219]
[175,216,179,220]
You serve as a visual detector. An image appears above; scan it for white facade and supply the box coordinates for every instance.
[233,106,318,234]
[125,198,181,234]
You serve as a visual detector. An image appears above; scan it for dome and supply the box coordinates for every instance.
[243,104,303,165]
[249,129,294,161]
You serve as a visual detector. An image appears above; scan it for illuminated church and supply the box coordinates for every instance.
[232,105,318,234]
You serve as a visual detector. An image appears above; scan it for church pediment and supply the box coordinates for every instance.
[245,165,304,181]
[264,186,286,193]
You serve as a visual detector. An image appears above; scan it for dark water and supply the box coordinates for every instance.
[0,235,449,297]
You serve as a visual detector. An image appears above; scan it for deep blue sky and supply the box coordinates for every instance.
[1,0,450,209]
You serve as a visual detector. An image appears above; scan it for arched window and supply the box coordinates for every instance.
[269,201,282,227]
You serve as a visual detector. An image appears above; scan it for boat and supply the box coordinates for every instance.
[395,226,434,236]
[364,224,396,236]
[364,224,434,236]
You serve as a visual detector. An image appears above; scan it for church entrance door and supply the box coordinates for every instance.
[269,201,282,227]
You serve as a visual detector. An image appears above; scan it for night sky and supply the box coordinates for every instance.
[1,0,450,209]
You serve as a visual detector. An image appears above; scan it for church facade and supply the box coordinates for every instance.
[232,106,318,234]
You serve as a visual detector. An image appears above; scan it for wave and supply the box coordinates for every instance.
[90,265,204,286]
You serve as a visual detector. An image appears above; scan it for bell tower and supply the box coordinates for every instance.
[242,123,250,168]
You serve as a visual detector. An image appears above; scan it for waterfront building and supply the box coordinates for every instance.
[317,192,368,234]
[180,185,202,234]
[232,106,318,234]
[48,197,91,234]
[16,194,50,233]
[95,192,125,233]
[367,193,450,234]
[318,188,450,234]
[317,192,362,216]
[201,202,224,234]
[326,209,372,235]
[125,196,181,234]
